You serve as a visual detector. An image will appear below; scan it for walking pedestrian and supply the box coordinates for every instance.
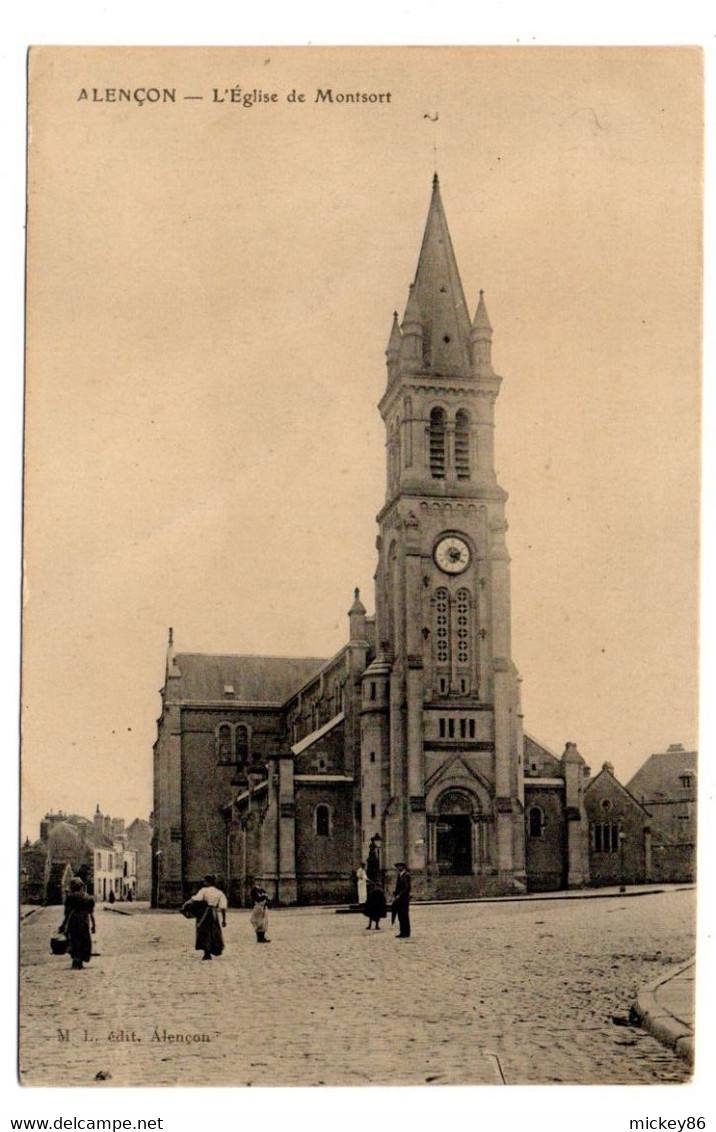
[391,862,411,939]
[362,879,387,930]
[187,874,227,960]
[355,861,368,905]
[59,877,96,970]
[249,876,271,943]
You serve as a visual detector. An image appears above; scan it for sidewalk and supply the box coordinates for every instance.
[634,959,695,1066]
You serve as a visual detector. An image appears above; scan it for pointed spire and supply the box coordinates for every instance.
[472,289,492,333]
[385,311,402,381]
[407,175,472,376]
[471,288,494,374]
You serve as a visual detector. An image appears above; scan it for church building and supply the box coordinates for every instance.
[152,176,592,907]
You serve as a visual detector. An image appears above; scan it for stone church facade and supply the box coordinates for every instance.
[153,176,594,907]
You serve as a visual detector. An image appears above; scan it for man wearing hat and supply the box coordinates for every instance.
[391,862,411,939]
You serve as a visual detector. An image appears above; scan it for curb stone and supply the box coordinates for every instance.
[633,958,695,1066]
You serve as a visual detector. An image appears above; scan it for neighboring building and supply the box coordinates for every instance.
[523,736,590,892]
[93,842,137,902]
[585,762,652,887]
[626,745,697,882]
[21,806,147,904]
[126,818,153,900]
[45,861,74,906]
[153,175,599,907]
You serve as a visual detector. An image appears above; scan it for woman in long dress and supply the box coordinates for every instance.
[60,877,96,970]
[355,862,368,905]
[362,880,387,930]
[187,874,227,960]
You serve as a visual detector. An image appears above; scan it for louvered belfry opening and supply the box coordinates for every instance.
[455,409,471,480]
[429,407,446,478]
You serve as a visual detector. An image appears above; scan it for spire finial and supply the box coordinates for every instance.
[168,626,173,647]
[423,111,440,176]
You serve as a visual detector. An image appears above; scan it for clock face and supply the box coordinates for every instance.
[434,535,471,575]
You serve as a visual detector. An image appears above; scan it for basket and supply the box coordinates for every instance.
[50,932,69,955]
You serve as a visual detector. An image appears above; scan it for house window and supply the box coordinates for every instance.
[429,407,446,478]
[679,774,693,789]
[370,804,376,818]
[592,822,620,853]
[448,718,455,739]
[528,806,545,838]
[315,805,331,837]
[468,719,476,739]
[370,751,376,763]
[439,718,446,738]
[459,718,467,739]
[601,798,613,813]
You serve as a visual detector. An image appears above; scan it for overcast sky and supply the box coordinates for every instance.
[21,46,702,840]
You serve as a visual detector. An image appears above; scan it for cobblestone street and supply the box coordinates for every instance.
[20,889,694,1087]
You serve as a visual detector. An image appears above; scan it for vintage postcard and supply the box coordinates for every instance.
[20,46,702,1088]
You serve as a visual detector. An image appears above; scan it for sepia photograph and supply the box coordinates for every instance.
[19,45,702,1090]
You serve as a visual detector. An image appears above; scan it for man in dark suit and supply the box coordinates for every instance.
[392,862,411,939]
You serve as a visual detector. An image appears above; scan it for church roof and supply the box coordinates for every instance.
[409,174,472,376]
[170,653,330,705]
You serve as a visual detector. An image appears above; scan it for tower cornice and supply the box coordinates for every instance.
[378,372,503,418]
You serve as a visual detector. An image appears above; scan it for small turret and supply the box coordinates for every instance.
[348,587,367,643]
[385,311,401,382]
[471,290,493,374]
[398,284,424,373]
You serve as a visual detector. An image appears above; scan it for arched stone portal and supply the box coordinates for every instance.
[429,787,487,875]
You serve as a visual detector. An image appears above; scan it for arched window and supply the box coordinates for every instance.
[217,724,232,764]
[455,588,472,674]
[434,587,450,688]
[528,806,545,838]
[315,805,331,837]
[592,822,620,853]
[235,725,249,765]
[455,409,471,480]
[429,408,446,479]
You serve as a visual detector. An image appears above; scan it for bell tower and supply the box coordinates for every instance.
[361,176,526,896]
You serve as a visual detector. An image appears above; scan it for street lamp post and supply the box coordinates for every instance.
[618,830,627,893]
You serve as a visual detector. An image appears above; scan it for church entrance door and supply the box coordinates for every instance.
[435,814,472,875]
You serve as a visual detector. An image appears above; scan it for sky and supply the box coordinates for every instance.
[20,46,702,841]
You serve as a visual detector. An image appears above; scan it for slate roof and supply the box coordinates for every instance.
[169,653,331,705]
[523,733,561,773]
[626,748,698,803]
[410,174,473,377]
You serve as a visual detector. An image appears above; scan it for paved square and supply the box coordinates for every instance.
[20,889,694,1086]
